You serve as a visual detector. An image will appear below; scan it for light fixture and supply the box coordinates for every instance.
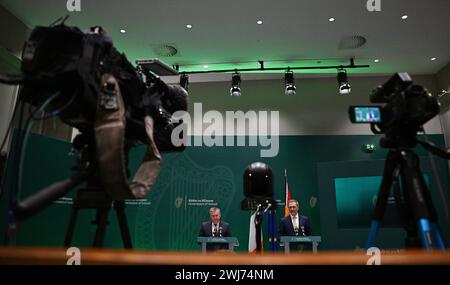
[284,70,296,96]
[362,144,376,153]
[337,69,351,95]
[329,17,335,22]
[257,20,263,25]
[180,74,189,91]
[186,24,192,29]
[120,29,126,33]
[401,15,408,20]
[230,72,242,97]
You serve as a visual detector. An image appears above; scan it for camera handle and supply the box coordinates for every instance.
[417,139,450,159]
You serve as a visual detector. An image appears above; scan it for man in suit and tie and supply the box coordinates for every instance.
[199,207,232,237]
[279,199,312,251]
[198,207,232,252]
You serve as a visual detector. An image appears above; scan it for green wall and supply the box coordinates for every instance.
[1,133,449,251]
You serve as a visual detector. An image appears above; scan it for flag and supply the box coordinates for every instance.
[248,211,263,253]
[284,169,291,217]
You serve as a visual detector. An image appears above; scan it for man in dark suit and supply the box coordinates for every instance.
[199,207,232,237]
[198,207,232,252]
[279,199,312,251]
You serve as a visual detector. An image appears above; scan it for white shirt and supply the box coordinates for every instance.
[290,214,299,229]
[211,223,220,236]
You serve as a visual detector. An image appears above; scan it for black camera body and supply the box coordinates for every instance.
[349,73,440,148]
[19,24,187,151]
[241,162,276,210]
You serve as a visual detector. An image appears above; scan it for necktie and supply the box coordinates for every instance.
[293,216,299,236]
[213,224,218,236]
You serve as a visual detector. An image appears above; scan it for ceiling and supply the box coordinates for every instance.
[0,0,449,78]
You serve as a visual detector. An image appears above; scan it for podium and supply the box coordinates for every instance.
[197,237,239,253]
[279,236,322,254]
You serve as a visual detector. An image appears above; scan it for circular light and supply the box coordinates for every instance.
[257,20,263,25]
[431,57,437,61]
[186,24,192,29]
[329,17,335,22]
[401,15,408,20]
[374,59,380,63]
[203,65,208,68]
[120,29,126,33]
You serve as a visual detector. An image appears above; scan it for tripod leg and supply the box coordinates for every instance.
[366,221,380,249]
[64,207,79,247]
[366,150,398,249]
[418,219,433,250]
[430,223,446,250]
[93,207,110,248]
[114,201,133,249]
[400,150,440,250]
[419,174,446,250]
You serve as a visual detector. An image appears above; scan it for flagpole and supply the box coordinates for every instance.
[284,168,292,217]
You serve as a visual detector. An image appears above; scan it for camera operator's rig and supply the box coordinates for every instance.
[349,73,450,250]
[0,21,188,248]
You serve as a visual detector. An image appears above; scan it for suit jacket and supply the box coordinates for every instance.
[279,215,311,237]
[198,221,232,237]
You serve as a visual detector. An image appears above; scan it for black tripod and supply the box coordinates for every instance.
[12,133,133,248]
[63,173,132,248]
[366,143,446,250]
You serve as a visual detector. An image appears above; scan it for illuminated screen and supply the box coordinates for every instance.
[354,107,381,123]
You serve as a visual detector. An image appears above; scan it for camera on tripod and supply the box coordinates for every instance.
[0,21,190,247]
[348,73,450,250]
[349,72,440,148]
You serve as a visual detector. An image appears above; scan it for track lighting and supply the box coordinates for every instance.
[230,72,241,97]
[337,69,351,95]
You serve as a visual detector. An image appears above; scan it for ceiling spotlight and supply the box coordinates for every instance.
[337,69,351,95]
[180,74,189,91]
[230,72,242,97]
[284,70,296,96]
